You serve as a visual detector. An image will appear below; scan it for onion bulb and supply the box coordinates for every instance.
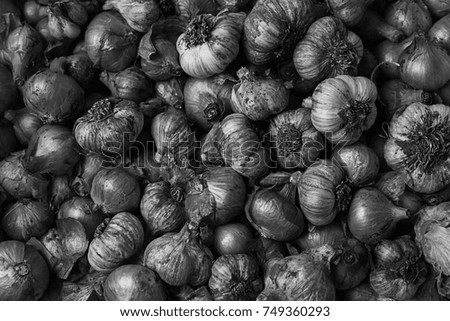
[138,24,182,81]
[28,218,89,279]
[294,221,345,251]
[399,34,450,91]
[340,282,380,301]
[49,175,75,212]
[332,143,380,188]
[90,168,141,215]
[102,0,160,33]
[330,238,370,290]
[1,199,53,242]
[184,73,234,132]
[100,67,154,103]
[154,77,185,108]
[379,79,432,120]
[58,197,105,240]
[4,23,44,86]
[35,17,55,44]
[384,0,433,36]
[4,109,44,145]
[0,240,49,300]
[49,53,96,89]
[0,119,19,161]
[375,171,407,203]
[326,0,375,28]
[47,0,89,40]
[71,155,105,197]
[103,264,167,301]
[213,223,254,256]
[23,0,49,25]
[0,150,49,200]
[245,188,304,242]
[84,11,140,72]
[23,70,85,124]
[348,187,409,244]
[25,125,80,176]
[428,14,450,53]
[191,166,247,226]
[374,36,414,79]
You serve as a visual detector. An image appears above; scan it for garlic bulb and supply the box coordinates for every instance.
[209,254,263,300]
[384,103,450,193]
[88,213,144,273]
[415,202,450,276]
[185,167,247,226]
[99,67,154,102]
[231,67,290,121]
[151,106,196,163]
[294,16,364,83]
[103,0,160,33]
[144,224,214,286]
[370,236,428,300]
[140,164,194,236]
[219,113,270,179]
[332,143,380,188]
[257,245,336,300]
[139,23,182,81]
[297,160,352,226]
[307,75,377,146]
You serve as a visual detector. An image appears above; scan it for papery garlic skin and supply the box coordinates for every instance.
[243,0,315,65]
[144,224,213,287]
[294,16,364,83]
[415,202,450,276]
[103,0,160,33]
[309,75,377,146]
[177,11,246,78]
[384,103,450,193]
[370,236,427,300]
[231,67,290,121]
[88,213,144,273]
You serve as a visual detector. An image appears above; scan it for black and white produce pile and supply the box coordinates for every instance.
[1,0,450,301]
